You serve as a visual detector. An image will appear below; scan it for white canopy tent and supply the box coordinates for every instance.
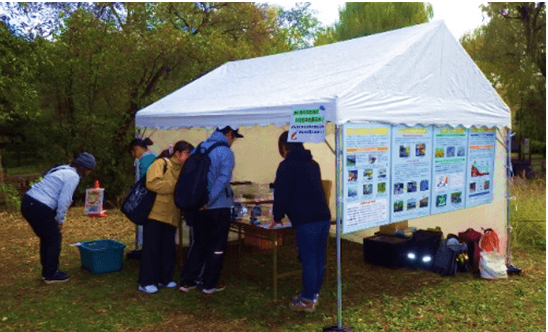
[135,20,512,330]
[136,20,509,130]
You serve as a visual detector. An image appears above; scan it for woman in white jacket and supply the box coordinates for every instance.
[21,152,96,284]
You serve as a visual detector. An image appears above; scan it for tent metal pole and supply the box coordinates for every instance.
[506,128,513,266]
[335,124,343,328]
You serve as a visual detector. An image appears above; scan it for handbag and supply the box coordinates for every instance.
[121,158,167,225]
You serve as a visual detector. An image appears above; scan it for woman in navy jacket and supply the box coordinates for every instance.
[270,131,331,312]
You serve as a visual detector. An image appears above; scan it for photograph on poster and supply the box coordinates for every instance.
[416,143,426,157]
[378,182,386,194]
[420,179,429,191]
[446,146,456,157]
[348,170,358,182]
[407,181,417,193]
[364,169,373,180]
[484,180,490,190]
[347,154,356,166]
[348,187,358,198]
[407,199,416,210]
[436,194,447,207]
[378,168,387,178]
[451,192,462,204]
[435,147,445,158]
[470,182,476,192]
[399,145,410,158]
[420,197,429,207]
[368,154,378,164]
[394,200,404,212]
[394,183,404,195]
[363,184,373,195]
[457,146,466,157]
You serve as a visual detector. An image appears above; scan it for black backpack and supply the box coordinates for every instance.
[432,234,469,276]
[121,158,167,225]
[174,141,229,212]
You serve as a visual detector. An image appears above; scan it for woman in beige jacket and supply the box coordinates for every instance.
[138,140,194,294]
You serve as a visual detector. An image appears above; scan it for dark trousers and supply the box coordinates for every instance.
[138,219,177,287]
[21,194,61,279]
[180,208,231,290]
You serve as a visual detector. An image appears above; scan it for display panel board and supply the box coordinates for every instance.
[340,123,497,234]
[342,123,392,234]
[431,126,468,214]
[390,125,434,222]
[465,126,496,208]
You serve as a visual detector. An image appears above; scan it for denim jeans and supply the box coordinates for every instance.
[293,220,331,301]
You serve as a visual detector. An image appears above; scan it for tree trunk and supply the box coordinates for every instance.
[0,141,8,211]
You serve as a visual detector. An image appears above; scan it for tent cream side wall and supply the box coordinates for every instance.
[145,124,508,254]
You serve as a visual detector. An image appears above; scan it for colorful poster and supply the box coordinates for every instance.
[288,104,327,143]
[342,123,391,234]
[390,125,433,222]
[431,126,468,214]
[465,127,496,208]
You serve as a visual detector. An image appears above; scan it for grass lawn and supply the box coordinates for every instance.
[0,207,545,332]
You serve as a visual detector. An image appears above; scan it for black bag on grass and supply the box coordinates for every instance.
[432,234,469,276]
[174,142,229,212]
[121,158,167,225]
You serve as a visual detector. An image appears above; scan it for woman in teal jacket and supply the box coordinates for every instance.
[129,137,157,256]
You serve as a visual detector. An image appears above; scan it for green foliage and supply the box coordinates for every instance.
[0,184,21,211]
[315,2,433,45]
[530,140,546,155]
[0,21,41,162]
[0,2,304,202]
[274,2,322,50]
[461,3,546,141]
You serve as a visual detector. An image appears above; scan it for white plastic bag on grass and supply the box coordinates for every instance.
[479,251,508,280]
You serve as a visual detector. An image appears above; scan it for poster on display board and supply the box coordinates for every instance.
[342,123,391,234]
[431,126,469,215]
[390,125,433,222]
[465,127,496,208]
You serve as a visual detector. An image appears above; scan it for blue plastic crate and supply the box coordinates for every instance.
[78,239,126,275]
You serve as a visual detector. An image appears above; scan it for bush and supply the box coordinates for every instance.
[530,140,546,156]
[0,184,22,212]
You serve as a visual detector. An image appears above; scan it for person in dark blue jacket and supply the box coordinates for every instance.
[179,125,243,295]
[269,131,331,313]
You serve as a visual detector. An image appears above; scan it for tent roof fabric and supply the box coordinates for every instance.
[135,21,510,129]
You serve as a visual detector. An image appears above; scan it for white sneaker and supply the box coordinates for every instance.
[138,284,159,294]
[159,281,177,289]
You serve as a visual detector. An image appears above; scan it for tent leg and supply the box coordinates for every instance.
[323,125,352,332]
[506,128,512,266]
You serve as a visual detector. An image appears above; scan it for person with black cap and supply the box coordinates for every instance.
[21,152,96,283]
[128,137,157,258]
[179,125,243,295]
